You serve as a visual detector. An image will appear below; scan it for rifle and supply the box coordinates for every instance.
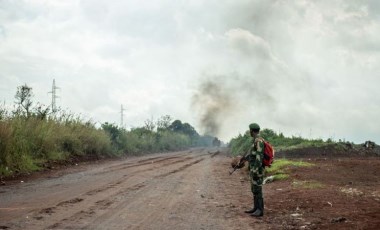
[229,151,250,175]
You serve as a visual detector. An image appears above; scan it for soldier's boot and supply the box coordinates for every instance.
[244,197,258,214]
[250,198,264,217]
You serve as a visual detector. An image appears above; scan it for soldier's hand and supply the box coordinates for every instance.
[237,160,245,168]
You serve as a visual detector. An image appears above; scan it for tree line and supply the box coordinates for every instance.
[229,128,334,156]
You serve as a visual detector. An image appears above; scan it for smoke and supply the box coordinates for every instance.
[191,72,277,138]
[190,27,316,140]
[191,29,281,138]
[191,77,234,136]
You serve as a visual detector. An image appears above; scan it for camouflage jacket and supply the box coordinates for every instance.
[247,136,265,177]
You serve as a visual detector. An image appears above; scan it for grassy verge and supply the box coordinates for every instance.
[265,159,315,182]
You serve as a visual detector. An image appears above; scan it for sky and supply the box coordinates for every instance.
[0,0,379,143]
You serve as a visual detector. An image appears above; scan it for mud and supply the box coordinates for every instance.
[0,148,379,229]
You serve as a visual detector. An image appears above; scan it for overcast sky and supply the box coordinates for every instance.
[1,0,379,143]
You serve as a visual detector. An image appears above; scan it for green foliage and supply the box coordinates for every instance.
[229,133,252,156]
[229,128,331,156]
[272,174,289,181]
[266,159,314,174]
[0,85,210,177]
[265,159,315,182]
[260,128,327,150]
[101,122,193,155]
[0,114,113,175]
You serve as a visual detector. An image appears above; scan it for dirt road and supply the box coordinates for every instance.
[1,148,254,229]
[1,148,380,229]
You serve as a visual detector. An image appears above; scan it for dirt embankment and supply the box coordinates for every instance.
[276,143,380,158]
[1,147,379,229]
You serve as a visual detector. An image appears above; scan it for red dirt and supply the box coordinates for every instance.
[0,147,379,229]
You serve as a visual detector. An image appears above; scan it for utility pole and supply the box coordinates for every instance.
[120,104,126,128]
[48,79,60,113]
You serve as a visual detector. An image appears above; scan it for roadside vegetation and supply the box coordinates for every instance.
[0,85,214,177]
[229,128,339,156]
[265,159,314,182]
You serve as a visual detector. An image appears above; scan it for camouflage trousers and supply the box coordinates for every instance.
[249,165,264,199]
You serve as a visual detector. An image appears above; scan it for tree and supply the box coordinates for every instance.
[14,84,33,117]
[156,115,172,131]
[144,117,156,131]
[260,129,277,139]
[181,122,198,137]
[168,120,199,137]
[102,122,121,143]
[168,120,183,133]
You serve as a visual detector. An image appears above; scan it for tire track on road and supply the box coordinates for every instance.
[47,157,207,229]
[1,150,214,229]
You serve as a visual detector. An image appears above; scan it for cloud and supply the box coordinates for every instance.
[0,0,379,143]
[226,28,274,60]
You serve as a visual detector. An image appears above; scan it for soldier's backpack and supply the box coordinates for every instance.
[259,138,275,167]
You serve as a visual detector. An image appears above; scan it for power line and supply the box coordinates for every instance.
[48,79,60,113]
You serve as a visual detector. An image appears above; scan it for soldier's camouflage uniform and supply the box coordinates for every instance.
[247,136,265,199]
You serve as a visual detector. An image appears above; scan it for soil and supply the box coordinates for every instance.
[0,147,379,229]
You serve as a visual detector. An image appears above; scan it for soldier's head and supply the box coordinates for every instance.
[249,123,260,137]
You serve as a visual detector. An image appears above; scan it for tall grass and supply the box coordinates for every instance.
[0,113,113,176]
[0,110,199,176]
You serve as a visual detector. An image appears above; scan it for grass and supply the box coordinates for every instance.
[265,159,323,188]
[0,116,113,175]
[266,159,314,174]
[265,159,315,182]
[272,173,289,181]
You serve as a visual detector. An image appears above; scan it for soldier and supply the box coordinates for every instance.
[244,123,265,217]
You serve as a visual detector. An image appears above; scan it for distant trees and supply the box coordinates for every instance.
[101,115,214,155]
[168,120,199,138]
[229,128,329,156]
